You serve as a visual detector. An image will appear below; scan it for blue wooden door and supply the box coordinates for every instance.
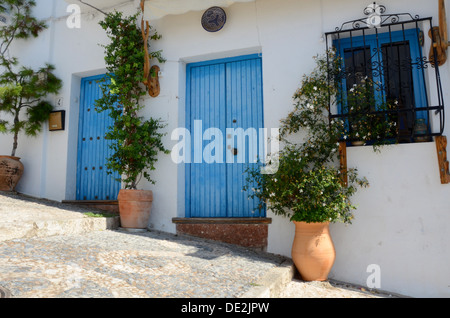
[76,75,121,201]
[186,54,265,218]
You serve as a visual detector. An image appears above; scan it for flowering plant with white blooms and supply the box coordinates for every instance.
[244,52,369,224]
[341,78,398,150]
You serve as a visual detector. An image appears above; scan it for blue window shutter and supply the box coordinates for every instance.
[334,29,428,120]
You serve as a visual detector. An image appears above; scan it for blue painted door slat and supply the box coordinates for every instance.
[76,74,121,201]
[186,54,265,218]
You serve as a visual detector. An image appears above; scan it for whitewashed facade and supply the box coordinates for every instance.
[1,0,449,297]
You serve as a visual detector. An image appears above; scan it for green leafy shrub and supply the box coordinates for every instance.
[245,52,369,224]
[0,0,62,156]
[96,11,168,190]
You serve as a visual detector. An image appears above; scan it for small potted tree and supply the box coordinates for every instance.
[0,1,62,191]
[245,52,369,281]
[96,11,168,230]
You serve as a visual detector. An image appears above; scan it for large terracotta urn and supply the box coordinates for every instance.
[0,156,24,191]
[117,189,153,229]
[291,221,336,281]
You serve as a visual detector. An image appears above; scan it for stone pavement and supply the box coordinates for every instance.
[0,191,400,299]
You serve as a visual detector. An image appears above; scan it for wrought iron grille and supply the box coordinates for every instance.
[325,3,445,144]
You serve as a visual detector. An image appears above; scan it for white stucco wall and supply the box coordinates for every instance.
[331,142,450,297]
[1,0,449,297]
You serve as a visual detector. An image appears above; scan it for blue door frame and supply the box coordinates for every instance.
[76,74,121,201]
[185,54,265,218]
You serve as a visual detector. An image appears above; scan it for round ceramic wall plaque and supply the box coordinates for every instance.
[201,7,227,32]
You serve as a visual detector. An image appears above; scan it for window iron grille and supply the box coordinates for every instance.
[325,3,445,144]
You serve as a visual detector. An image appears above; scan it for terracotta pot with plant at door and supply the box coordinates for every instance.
[0,156,24,191]
[117,189,153,229]
[291,222,336,281]
[96,12,168,230]
[244,52,372,282]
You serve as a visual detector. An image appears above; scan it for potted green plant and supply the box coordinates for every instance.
[96,11,168,230]
[0,0,62,191]
[245,52,369,281]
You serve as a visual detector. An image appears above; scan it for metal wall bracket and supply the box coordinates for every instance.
[435,136,450,184]
[339,141,348,187]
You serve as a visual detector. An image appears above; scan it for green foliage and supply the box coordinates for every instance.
[85,211,116,218]
[96,11,168,190]
[0,0,46,49]
[0,0,61,156]
[245,144,368,224]
[245,52,369,224]
[341,78,399,149]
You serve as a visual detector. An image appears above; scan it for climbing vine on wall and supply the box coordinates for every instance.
[96,11,168,190]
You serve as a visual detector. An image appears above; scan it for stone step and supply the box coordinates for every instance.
[172,217,272,251]
[0,216,120,242]
[62,200,119,214]
[0,192,120,242]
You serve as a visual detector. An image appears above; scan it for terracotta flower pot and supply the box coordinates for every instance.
[117,189,153,229]
[0,156,24,191]
[291,221,336,281]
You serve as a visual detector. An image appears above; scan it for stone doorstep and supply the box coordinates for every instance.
[240,259,295,298]
[173,218,272,251]
[172,217,272,225]
[62,200,119,214]
[0,216,121,242]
